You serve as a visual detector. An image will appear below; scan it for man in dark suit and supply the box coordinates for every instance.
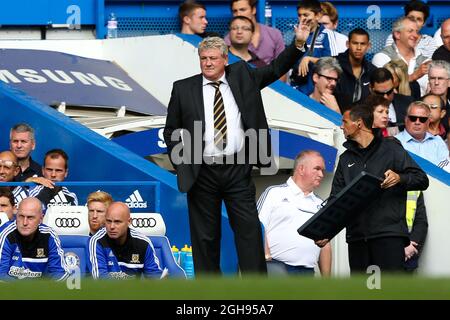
[163,26,309,275]
[369,67,413,133]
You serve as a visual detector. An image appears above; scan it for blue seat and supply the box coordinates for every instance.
[149,235,186,278]
[59,235,90,274]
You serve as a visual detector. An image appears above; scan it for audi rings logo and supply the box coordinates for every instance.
[131,217,156,228]
[55,218,81,228]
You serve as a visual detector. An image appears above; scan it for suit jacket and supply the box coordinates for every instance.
[164,43,305,192]
[391,94,414,131]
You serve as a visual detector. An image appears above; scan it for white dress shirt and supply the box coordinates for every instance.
[202,75,244,157]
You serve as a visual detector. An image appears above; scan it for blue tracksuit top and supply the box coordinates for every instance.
[88,227,163,279]
[0,222,70,280]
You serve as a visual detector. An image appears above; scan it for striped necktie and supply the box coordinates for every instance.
[209,81,227,149]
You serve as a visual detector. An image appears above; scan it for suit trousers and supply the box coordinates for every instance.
[187,162,267,275]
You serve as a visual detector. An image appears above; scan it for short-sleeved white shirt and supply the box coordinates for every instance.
[257,177,323,267]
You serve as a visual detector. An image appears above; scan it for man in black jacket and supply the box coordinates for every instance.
[164,26,310,275]
[335,28,375,111]
[328,104,429,273]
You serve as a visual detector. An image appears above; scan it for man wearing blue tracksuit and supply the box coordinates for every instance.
[0,197,70,280]
[88,202,163,279]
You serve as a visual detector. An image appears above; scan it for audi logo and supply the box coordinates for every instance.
[131,217,156,228]
[55,218,81,228]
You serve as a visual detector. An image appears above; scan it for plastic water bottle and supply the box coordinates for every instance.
[107,13,118,39]
[181,244,195,279]
[171,245,180,265]
[264,1,272,26]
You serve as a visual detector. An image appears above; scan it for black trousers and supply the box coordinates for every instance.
[187,163,267,275]
[348,237,406,274]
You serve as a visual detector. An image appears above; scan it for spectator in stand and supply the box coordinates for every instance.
[309,57,342,113]
[87,191,113,236]
[384,1,437,59]
[428,60,450,118]
[224,0,285,66]
[384,59,421,100]
[395,101,449,166]
[290,0,339,94]
[369,67,414,134]
[0,151,29,205]
[228,16,266,67]
[29,149,78,212]
[0,187,16,226]
[319,2,348,54]
[432,18,450,62]
[258,150,331,277]
[373,16,430,96]
[421,94,448,144]
[335,28,375,110]
[179,1,219,38]
[365,94,391,137]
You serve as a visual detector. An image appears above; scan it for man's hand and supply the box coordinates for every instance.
[380,169,400,189]
[320,92,341,113]
[315,239,329,248]
[25,176,55,189]
[298,56,312,77]
[405,241,419,261]
[409,60,431,81]
[294,20,311,48]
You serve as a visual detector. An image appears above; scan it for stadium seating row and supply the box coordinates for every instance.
[42,205,166,236]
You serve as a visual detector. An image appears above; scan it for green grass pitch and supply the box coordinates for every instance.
[2,276,450,300]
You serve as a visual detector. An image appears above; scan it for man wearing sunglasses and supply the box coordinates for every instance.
[369,67,414,133]
[395,101,448,166]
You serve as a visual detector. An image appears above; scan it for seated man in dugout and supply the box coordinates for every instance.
[88,202,165,279]
[28,149,78,213]
[87,190,113,236]
[0,197,70,280]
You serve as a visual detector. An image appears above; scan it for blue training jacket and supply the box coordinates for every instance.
[0,221,70,280]
[88,227,163,279]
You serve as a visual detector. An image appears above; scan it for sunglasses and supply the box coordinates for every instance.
[373,87,394,96]
[407,115,429,123]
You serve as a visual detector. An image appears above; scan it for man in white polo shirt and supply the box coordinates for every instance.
[257,150,331,276]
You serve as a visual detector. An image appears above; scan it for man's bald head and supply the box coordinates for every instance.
[16,197,43,238]
[105,202,131,243]
[0,151,20,182]
[106,202,130,220]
